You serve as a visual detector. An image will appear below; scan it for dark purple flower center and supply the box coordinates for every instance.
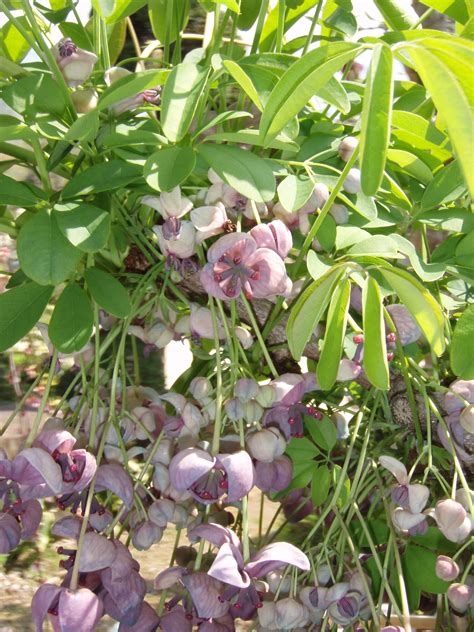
[232,195,248,212]
[338,595,359,619]
[58,38,78,58]
[191,468,227,502]
[53,451,83,483]
[57,546,77,570]
[392,484,409,507]
[213,254,259,298]
[162,216,182,240]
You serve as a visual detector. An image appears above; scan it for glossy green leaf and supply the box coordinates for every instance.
[197,144,275,202]
[144,146,196,192]
[62,161,142,198]
[237,0,261,29]
[349,235,400,258]
[204,130,299,152]
[316,278,351,390]
[402,39,474,196]
[54,203,111,253]
[421,160,466,210]
[17,210,82,286]
[391,110,451,164]
[417,0,468,23]
[277,175,314,212]
[161,63,209,143]
[387,148,433,184]
[149,0,189,44]
[98,69,169,110]
[379,266,445,355]
[65,111,100,142]
[85,267,131,318]
[0,174,39,207]
[259,42,363,144]
[455,229,474,268]
[333,464,351,508]
[287,266,346,361]
[49,283,94,353]
[373,0,419,29]
[451,304,474,379]
[0,282,53,352]
[404,544,451,594]
[223,60,263,110]
[260,0,318,51]
[92,0,148,22]
[0,16,32,63]
[311,464,331,507]
[212,0,240,13]
[319,76,351,114]
[360,44,393,196]
[307,415,338,452]
[362,277,389,390]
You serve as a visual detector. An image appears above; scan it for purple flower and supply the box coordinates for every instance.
[32,585,103,632]
[169,448,254,504]
[54,39,98,87]
[34,428,96,494]
[254,455,292,493]
[0,512,21,554]
[249,220,292,259]
[188,523,310,620]
[105,67,161,114]
[386,304,421,346]
[200,233,289,300]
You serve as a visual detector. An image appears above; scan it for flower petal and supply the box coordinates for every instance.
[118,601,160,632]
[169,448,215,492]
[95,463,134,508]
[188,523,241,549]
[379,456,409,485]
[79,532,117,572]
[58,588,103,632]
[181,573,229,619]
[20,499,42,539]
[0,512,21,554]
[218,451,254,502]
[208,542,249,589]
[246,541,310,578]
[206,232,256,264]
[407,483,429,514]
[13,448,63,497]
[246,248,288,299]
[31,584,62,632]
[52,515,83,539]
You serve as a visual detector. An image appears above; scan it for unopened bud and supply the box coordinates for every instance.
[447,583,474,613]
[338,136,358,162]
[246,427,286,463]
[460,404,474,433]
[71,88,98,113]
[436,556,460,582]
[189,377,213,401]
[343,168,361,194]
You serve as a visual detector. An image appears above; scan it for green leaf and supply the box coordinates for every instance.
[84,267,131,318]
[161,63,209,143]
[277,175,314,212]
[212,0,240,13]
[98,69,169,110]
[404,544,451,594]
[223,60,263,110]
[0,173,39,207]
[197,144,275,202]
[360,44,393,196]
[204,130,299,152]
[391,110,451,164]
[0,16,32,63]
[307,415,338,452]
[421,160,466,210]
[451,304,474,379]
[65,110,100,142]
[417,0,469,23]
[455,230,474,268]
[287,266,346,361]
[92,0,148,22]
[286,436,320,461]
[316,278,351,390]
[319,76,351,114]
[17,210,82,285]
[349,235,400,258]
[144,146,196,192]
[332,463,351,508]
[0,282,53,352]
[373,0,419,29]
[259,42,363,144]
[62,161,142,198]
[237,0,261,29]
[49,283,94,353]
[149,0,189,45]
[379,266,445,355]
[401,39,474,196]
[311,464,331,507]
[2,74,67,120]
[54,203,111,253]
[387,148,433,184]
[362,277,389,390]
[260,0,318,51]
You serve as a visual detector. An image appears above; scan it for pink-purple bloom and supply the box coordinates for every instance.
[200,233,289,300]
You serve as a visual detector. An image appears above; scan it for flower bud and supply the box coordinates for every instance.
[150,437,173,465]
[460,404,474,433]
[246,428,286,463]
[250,219,292,259]
[189,377,213,401]
[266,570,291,594]
[149,499,175,527]
[435,499,472,543]
[343,168,362,194]
[386,304,421,346]
[336,358,362,382]
[132,520,163,550]
[436,556,460,582]
[317,564,332,586]
[338,136,358,162]
[448,583,474,613]
[256,384,276,408]
[190,305,216,339]
[243,399,264,424]
[71,88,99,113]
[235,378,259,402]
[225,397,244,421]
[132,406,156,440]
[329,203,349,225]
[235,326,253,349]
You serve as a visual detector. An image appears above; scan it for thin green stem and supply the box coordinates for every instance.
[250,0,270,54]
[302,0,323,55]
[25,350,58,447]
[241,295,278,378]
